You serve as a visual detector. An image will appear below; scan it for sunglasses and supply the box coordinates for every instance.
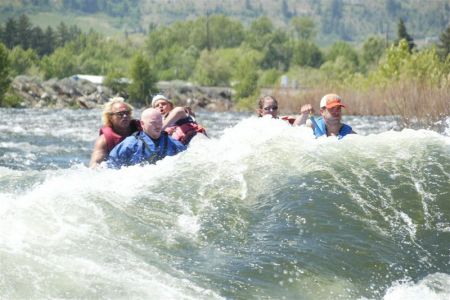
[263,105,278,111]
[111,110,131,117]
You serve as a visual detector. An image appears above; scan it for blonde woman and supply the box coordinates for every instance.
[89,97,141,167]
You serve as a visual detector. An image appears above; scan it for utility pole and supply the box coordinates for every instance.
[385,21,390,48]
[206,9,211,51]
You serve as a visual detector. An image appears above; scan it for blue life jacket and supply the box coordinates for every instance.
[107,131,186,168]
[312,117,353,139]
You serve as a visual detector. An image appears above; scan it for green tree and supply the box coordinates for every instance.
[395,18,415,52]
[58,31,133,76]
[292,40,323,67]
[281,0,293,19]
[258,68,282,87]
[0,43,11,106]
[185,16,244,51]
[17,14,32,50]
[290,16,316,41]
[207,15,245,49]
[29,26,46,56]
[373,39,411,83]
[149,45,186,80]
[3,18,18,48]
[192,49,234,86]
[8,46,39,76]
[127,53,157,106]
[321,0,343,35]
[41,26,56,56]
[371,40,449,87]
[320,56,357,84]
[245,18,291,70]
[231,47,263,108]
[361,36,386,66]
[104,69,128,95]
[326,41,359,69]
[262,30,291,70]
[437,24,450,60]
[56,22,70,48]
[172,45,199,80]
[41,46,78,79]
[245,16,274,50]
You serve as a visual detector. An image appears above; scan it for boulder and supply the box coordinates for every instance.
[9,76,234,111]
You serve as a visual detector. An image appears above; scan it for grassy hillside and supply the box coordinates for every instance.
[1,0,449,45]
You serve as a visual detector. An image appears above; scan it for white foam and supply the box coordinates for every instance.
[384,273,450,300]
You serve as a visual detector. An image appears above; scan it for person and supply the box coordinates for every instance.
[257,95,281,118]
[257,95,312,125]
[152,94,206,145]
[89,97,141,168]
[106,108,186,169]
[303,93,356,139]
[293,103,314,126]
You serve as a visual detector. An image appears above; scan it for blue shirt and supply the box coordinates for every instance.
[107,131,186,168]
[312,117,353,139]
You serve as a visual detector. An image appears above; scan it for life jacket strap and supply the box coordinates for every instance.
[134,132,169,164]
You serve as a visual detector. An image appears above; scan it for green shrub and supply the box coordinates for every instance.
[191,49,234,86]
[258,69,281,87]
[8,46,39,76]
[3,89,22,108]
[127,53,157,107]
[0,43,11,106]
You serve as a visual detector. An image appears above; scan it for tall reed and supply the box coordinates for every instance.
[270,41,450,130]
[271,80,449,130]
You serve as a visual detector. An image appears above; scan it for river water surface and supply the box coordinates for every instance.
[0,108,449,299]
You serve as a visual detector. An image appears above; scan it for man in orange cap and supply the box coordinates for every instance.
[311,93,355,139]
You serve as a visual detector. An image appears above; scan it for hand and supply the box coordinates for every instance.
[300,104,314,115]
[184,106,196,117]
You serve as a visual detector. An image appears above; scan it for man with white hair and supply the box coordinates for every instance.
[106,108,186,168]
[312,93,355,138]
[89,97,141,168]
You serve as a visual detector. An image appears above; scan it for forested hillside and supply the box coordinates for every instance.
[0,0,449,44]
[0,0,449,128]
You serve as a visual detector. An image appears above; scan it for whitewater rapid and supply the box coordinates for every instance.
[0,109,449,299]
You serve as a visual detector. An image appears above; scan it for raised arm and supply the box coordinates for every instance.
[162,106,190,130]
[89,135,108,168]
[293,104,314,127]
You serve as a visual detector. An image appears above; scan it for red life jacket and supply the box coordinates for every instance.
[99,119,141,153]
[165,120,206,145]
[281,116,296,125]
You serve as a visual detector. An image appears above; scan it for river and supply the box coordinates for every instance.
[0,108,449,299]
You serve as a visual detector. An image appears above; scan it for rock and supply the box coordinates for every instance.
[9,76,234,111]
[40,92,49,100]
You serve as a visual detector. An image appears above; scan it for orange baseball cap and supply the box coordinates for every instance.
[320,94,346,109]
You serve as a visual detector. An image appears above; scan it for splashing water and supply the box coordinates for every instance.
[0,108,449,299]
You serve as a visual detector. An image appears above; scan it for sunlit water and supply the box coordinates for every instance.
[1,108,449,299]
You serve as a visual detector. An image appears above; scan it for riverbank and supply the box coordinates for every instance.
[8,76,234,111]
[7,75,450,131]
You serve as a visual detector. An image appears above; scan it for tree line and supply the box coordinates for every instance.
[62,0,139,17]
[0,15,82,57]
[3,0,449,44]
[0,13,449,111]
